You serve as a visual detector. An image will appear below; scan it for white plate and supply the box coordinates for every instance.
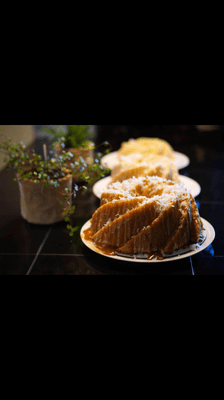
[174,152,190,170]
[178,175,201,198]
[80,218,215,263]
[92,175,201,199]
[101,151,119,170]
[101,151,190,171]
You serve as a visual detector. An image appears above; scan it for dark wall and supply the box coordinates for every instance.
[95,125,224,153]
[33,125,224,155]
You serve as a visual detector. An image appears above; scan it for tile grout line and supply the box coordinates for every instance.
[39,254,84,256]
[190,257,195,275]
[0,253,85,256]
[26,228,52,275]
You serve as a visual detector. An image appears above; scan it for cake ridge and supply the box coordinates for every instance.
[117,194,182,255]
[92,194,175,248]
[91,196,150,234]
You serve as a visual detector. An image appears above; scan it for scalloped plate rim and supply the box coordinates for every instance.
[80,218,215,263]
[101,151,190,170]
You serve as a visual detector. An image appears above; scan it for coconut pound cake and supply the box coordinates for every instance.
[118,137,175,159]
[111,153,179,184]
[83,176,203,260]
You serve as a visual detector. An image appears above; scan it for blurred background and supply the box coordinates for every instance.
[1,124,223,171]
[95,125,224,170]
[0,124,223,220]
[0,124,223,170]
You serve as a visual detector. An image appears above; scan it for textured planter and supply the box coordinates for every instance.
[17,173,73,225]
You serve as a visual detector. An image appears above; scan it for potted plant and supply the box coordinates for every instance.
[0,136,110,236]
[42,125,111,216]
[42,125,95,180]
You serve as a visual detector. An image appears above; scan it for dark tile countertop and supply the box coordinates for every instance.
[0,128,224,275]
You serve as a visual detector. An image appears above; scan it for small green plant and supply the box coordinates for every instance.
[42,125,94,149]
[0,137,110,237]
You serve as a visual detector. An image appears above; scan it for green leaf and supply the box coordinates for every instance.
[70,205,75,214]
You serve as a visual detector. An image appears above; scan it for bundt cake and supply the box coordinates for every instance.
[118,137,174,159]
[84,176,203,259]
[111,153,179,183]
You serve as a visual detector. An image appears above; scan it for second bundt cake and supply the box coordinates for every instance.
[110,153,179,184]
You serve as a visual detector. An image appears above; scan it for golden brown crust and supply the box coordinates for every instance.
[110,153,179,184]
[91,177,202,256]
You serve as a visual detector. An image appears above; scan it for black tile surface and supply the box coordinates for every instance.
[191,257,224,275]
[0,215,50,254]
[197,204,224,256]
[0,254,36,275]
[29,255,104,275]
[83,247,193,275]
[40,216,91,255]
[0,126,223,275]
[189,168,224,202]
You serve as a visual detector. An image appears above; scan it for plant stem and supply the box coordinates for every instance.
[43,144,48,161]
